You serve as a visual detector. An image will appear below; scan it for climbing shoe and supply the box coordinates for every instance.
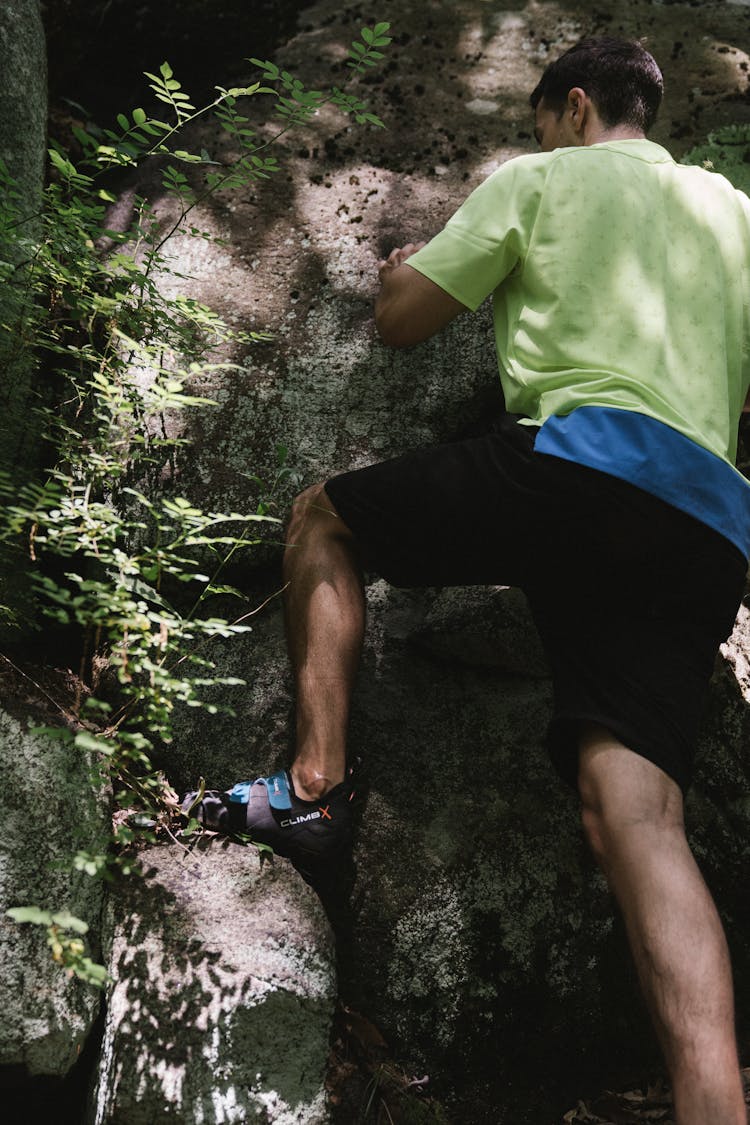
[181,769,356,874]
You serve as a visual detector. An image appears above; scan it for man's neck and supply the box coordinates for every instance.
[584,123,646,146]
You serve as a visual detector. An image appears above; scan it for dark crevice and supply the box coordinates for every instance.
[42,0,318,123]
[0,997,106,1125]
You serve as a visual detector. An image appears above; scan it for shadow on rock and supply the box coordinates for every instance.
[91,840,336,1124]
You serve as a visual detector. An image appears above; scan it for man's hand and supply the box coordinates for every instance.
[374,241,467,348]
[376,242,427,281]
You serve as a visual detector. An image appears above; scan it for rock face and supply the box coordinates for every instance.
[167,589,750,1121]
[168,588,616,1122]
[0,1,46,196]
[91,843,336,1125]
[0,0,47,637]
[152,2,750,1120]
[0,0,46,473]
[0,707,110,1079]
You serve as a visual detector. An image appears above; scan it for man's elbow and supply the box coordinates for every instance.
[376,320,415,348]
[374,305,423,348]
[374,275,466,347]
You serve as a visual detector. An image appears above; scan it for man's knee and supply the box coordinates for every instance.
[286,482,352,546]
[577,723,685,868]
[287,482,325,537]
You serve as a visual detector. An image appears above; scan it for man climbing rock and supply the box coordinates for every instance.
[185,38,750,1123]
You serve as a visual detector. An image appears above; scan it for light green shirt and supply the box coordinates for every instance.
[408,139,750,466]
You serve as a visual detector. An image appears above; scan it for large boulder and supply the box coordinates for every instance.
[0,0,47,638]
[166,583,750,1122]
[91,842,336,1124]
[0,705,110,1080]
[0,1,46,210]
[0,0,46,474]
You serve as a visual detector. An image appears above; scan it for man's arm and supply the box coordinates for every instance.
[375,242,467,348]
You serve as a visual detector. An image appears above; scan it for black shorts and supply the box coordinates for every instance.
[325,417,747,794]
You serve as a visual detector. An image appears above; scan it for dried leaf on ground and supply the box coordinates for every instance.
[564,1069,750,1124]
[327,1002,450,1123]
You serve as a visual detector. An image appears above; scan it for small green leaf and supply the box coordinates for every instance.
[7,906,52,926]
[182,779,206,818]
[50,911,89,934]
[128,814,156,830]
[116,113,130,132]
[48,148,75,177]
[132,107,147,125]
[74,731,115,755]
[71,125,95,149]
[205,583,246,599]
[29,725,74,743]
[159,61,173,80]
[74,959,110,988]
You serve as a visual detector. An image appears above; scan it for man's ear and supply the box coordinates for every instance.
[566,86,590,137]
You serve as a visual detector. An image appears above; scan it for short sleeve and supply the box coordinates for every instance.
[406,154,546,311]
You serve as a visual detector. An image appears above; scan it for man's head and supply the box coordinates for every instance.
[530,38,663,151]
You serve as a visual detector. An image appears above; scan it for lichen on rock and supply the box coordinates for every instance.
[0,708,110,1079]
[91,842,336,1124]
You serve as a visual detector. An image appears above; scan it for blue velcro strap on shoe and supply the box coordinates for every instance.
[229,781,252,804]
[264,771,293,810]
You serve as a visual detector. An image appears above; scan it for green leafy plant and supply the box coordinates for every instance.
[682,123,750,194]
[6,906,109,988]
[1,24,391,986]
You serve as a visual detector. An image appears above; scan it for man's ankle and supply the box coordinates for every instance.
[291,765,344,801]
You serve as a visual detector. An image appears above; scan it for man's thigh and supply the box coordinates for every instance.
[324,422,553,588]
[526,475,746,796]
[326,430,745,795]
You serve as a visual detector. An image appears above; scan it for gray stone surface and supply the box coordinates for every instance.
[0,1,46,199]
[91,842,336,1125]
[0,708,110,1077]
[0,0,47,635]
[169,585,602,1120]
[167,582,750,1121]
[0,0,46,474]
[411,585,549,676]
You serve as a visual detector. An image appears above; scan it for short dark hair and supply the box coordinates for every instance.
[529,37,664,134]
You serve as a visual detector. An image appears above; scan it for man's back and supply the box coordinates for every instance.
[514,141,750,459]
[410,139,750,467]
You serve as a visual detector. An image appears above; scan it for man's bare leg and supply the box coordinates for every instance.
[578,725,745,1125]
[283,483,365,800]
